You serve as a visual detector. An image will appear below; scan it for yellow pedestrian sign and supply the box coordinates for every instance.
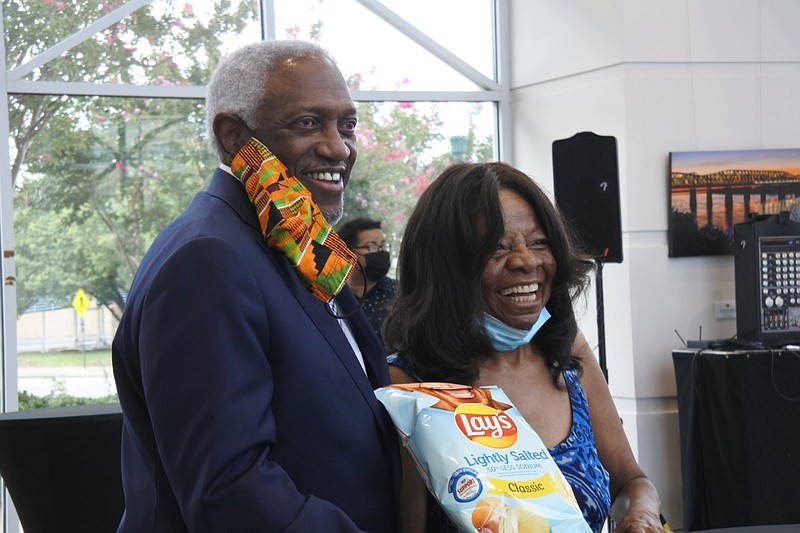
[72,288,90,317]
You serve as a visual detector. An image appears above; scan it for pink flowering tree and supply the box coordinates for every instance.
[341,95,493,256]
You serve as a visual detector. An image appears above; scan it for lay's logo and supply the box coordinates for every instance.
[454,403,518,448]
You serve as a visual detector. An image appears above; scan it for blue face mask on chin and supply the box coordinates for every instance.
[483,307,551,351]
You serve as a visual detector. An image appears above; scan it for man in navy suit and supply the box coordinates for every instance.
[112,40,400,532]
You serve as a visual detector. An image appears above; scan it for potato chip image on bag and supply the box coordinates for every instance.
[375,382,592,533]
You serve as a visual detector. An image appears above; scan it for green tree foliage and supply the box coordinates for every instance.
[14,96,215,316]
[8,1,256,317]
[8,0,494,319]
[18,382,117,410]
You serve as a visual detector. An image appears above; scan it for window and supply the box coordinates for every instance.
[0,0,507,410]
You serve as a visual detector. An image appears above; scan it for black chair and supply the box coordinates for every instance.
[0,403,124,533]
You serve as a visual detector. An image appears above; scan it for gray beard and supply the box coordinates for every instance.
[321,200,344,226]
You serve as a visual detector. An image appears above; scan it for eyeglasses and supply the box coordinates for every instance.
[352,241,391,254]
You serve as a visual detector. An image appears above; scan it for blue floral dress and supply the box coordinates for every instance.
[387,354,611,533]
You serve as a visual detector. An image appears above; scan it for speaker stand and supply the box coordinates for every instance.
[595,259,609,383]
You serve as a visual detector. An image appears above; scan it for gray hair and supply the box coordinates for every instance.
[205,40,336,160]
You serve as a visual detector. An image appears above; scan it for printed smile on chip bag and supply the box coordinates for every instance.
[375,382,592,533]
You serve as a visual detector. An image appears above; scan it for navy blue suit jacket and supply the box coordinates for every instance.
[112,169,401,532]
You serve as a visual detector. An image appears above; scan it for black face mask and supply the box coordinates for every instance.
[363,251,390,282]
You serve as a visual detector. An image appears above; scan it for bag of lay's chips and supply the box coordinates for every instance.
[375,382,592,533]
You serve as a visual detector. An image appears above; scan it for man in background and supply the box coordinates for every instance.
[339,216,397,345]
[112,40,400,532]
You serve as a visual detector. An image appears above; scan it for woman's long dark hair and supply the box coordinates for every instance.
[383,162,594,386]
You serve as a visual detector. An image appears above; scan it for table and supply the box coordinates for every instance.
[673,349,800,531]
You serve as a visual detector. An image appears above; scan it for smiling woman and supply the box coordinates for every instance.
[383,162,668,533]
[481,189,557,331]
[384,162,589,387]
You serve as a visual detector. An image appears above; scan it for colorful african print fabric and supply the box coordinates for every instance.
[231,137,357,302]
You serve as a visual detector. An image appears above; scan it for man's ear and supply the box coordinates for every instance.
[213,112,250,165]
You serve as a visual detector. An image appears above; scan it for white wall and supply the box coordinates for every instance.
[508,0,800,529]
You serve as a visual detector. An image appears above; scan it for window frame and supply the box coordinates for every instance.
[0,0,510,412]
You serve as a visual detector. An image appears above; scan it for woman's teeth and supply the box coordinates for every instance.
[500,283,539,302]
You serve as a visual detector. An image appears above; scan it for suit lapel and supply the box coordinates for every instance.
[286,267,399,449]
[336,288,390,388]
[206,169,395,441]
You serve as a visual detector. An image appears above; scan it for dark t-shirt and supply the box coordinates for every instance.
[361,276,396,344]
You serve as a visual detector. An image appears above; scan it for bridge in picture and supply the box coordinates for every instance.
[671,169,800,234]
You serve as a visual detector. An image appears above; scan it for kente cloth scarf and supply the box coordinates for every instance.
[230,137,357,302]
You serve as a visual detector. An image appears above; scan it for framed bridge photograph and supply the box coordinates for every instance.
[668,148,800,257]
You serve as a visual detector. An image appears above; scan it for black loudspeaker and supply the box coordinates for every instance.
[552,132,623,263]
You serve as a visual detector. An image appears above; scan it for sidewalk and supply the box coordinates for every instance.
[17,365,117,398]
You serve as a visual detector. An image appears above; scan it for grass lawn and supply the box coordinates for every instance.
[18,350,112,367]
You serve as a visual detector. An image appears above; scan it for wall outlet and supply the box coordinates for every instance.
[714,300,736,320]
